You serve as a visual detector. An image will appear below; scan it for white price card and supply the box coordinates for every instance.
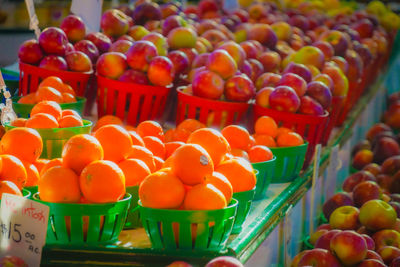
[71,0,103,33]
[0,193,49,267]
[24,0,41,38]
[0,70,5,89]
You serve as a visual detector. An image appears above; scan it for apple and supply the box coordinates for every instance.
[352,19,374,39]
[167,51,189,76]
[65,51,92,72]
[109,40,133,54]
[379,246,400,265]
[391,257,400,267]
[18,39,43,65]
[360,200,397,231]
[367,123,392,142]
[132,2,161,26]
[248,59,264,82]
[299,96,325,116]
[283,62,312,83]
[74,40,99,64]
[271,21,292,41]
[85,32,112,54]
[297,248,341,267]
[162,15,187,36]
[38,27,68,56]
[196,20,218,36]
[292,46,325,70]
[101,9,130,38]
[342,171,376,192]
[258,51,281,73]
[206,50,237,80]
[147,56,175,87]
[313,41,334,61]
[0,256,28,267]
[330,230,368,266]
[277,73,307,97]
[256,87,274,108]
[358,259,387,266]
[96,52,127,80]
[275,41,295,59]
[128,25,150,41]
[310,229,329,245]
[354,43,373,68]
[39,55,68,71]
[198,0,220,17]
[224,75,255,102]
[218,41,246,68]
[362,234,375,251]
[167,27,197,50]
[373,230,400,250]
[377,174,394,194]
[322,64,349,97]
[240,41,259,59]
[247,24,277,49]
[192,53,210,69]
[166,260,193,267]
[291,250,309,267]
[142,32,168,56]
[353,149,374,170]
[353,181,381,207]
[382,156,400,176]
[323,192,354,220]
[329,206,360,230]
[317,224,332,231]
[289,15,309,32]
[160,3,179,19]
[60,15,86,43]
[366,250,384,262]
[373,137,400,164]
[119,69,148,85]
[192,70,224,100]
[352,140,372,157]
[125,40,158,72]
[201,29,228,48]
[345,50,363,82]
[269,86,301,113]
[118,35,135,42]
[319,30,349,57]
[362,163,382,177]
[306,81,332,109]
[313,74,334,91]
[248,3,269,20]
[205,256,243,267]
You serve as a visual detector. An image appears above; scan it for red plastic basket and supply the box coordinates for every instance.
[176,87,250,129]
[321,95,345,145]
[335,78,363,127]
[253,104,329,167]
[96,74,171,126]
[19,62,92,97]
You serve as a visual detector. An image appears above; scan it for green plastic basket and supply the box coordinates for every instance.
[231,188,255,234]
[4,120,92,159]
[269,142,308,183]
[12,96,87,118]
[252,156,276,200]
[303,235,314,250]
[32,193,131,245]
[349,164,359,174]
[124,185,141,229]
[139,199,238,251]
[23,186,38,198]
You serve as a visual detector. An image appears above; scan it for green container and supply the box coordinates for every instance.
[231,188,255,234]
[24,186,38,197]
[252,156,276,200]
[269,142,308,183]
[124,185,141,229]
[1,68,19,97]
[5,120,92,159]
[303,236,314,250]
[139,199,238,251]
[349,165,358,174]
[33,193,131,245]
[12,96,87,118]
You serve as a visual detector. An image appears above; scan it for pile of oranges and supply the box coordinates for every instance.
[18,76,78,104]
[11,101,84,129]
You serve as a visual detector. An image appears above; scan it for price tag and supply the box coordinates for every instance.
[71,0,103,33]
[0,194,49,267]
[0,71,5,89]
[309,144,322,234]
[24,0,41,39]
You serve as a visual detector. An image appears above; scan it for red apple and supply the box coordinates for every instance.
[256,73,281,91]
[147,56,175,87]
[205,256,243,267]
[0,256,27,267]
[317,224,332,231]
[345,50,363,82]
[224,75,255,102]
[131,2,161,26]
[240,60,253,81]
[366,250,384,262]
[258,51,281,73]
[65,43,75,54]
[96,52,127,80]
[101,9,130,38]
[319,30,350,57]
[353,181,381,207]
[382,156,400,176]
[192,70,224,100]
[358,259,386,267]
[162,15,187,36]
[329,205,360,230]
[142,32,168,56]
[298,248,341,267]
[167,261,193,267]
[293,46,325,70]
[65,51,92,72]
[289,15,309,32]
[313,74,334,91]
[306,81,332,109]
[291,250,309,267]
[167,51,189,76]
[299,96,324,115]
[85,32,112,54]
[391,257,400,267]
[74,40,99,64]
[38,27,68,56]
[128,25,150,41]
[378,246,400,265]
[323,192,354,220]
[362,163,382,177]
[192,53,210,69]
[60,15,86,43]
[18,39,43,65]
[322,64,349,97]
[269,86,301,113]
[310,229,329,245]
[352,19,374,39]
[240,41,259,59]
[360,200,397,231]
[206,50,237,80]
[373,230,400,250]
[117,35,134,42]
[109,40,133,54]
[362,234,375,251]
[218,41,246,68]
[248,59,264,82]
[201,29,228,48]
[373,137,400,164]
[39,55,68,71]
[343,171,376,192]
[247,24,277,49]
[283,62,312,83]
[353,149,374,170]
[126,40,158,72]
[178,48,198,66]
[119,69,148,85]
[256,87,274,108]
[367,123,392,142]
[313,41,334,61]
[330,230,368,266]
[277,73,307,97]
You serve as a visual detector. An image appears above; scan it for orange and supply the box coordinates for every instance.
[26,113,59,128]
[62,109,80,118]
[164,128,190,142]
[139,169,185,209]
[59,115,83,128]
[277,127,293,137]
[277,132,304,147]
[171,144,214,186]
[253,134,277,147]
[125,125,135,131]
[31,101,62,121]
[39,166,81,203]
[59,83,76,96]
[21,160,40,187]
[215,158,256,193]
[62,134,104,175]
[249,135,256,147]
[187,128,230,166]
[162,156,174,168]
[80,160,126,203]
[33,158,49,174]
[62,93,76,103]
[153,156,164,171]
[0,127,43,163]
[35,86,63,102]
[94,125,133,162]
[165,141,185,158]
[254,116,278,137]
[18,93,36,104]
[136,120,164,142]
[221,125,251,150]
[248,145,273,163]
[128,145,156,172]
[93,115,123,132]
[39,76,64,90]
[183,183,227,210]
[0,181,22,200]
[231,148,249,160]
[118,158,150,187]
[128,131,145,146]
[143,136,166,159]
[40,158,63,176]
[176,119,206,133]
[0,126,5,139]
[0,155,27,189]
[10,118,27,127]
[205,172,233,203]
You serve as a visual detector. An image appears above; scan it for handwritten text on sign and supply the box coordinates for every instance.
[0,193,49,267]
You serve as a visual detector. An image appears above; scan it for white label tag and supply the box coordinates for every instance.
[24,0,41,38]
[71,0,103,33]
[0,194,49,267]
[309,144,322,233]
[0,70,5,89]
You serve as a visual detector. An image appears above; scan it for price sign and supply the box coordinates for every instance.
[71,0,103,33]
[24,0,41,39]
[0,194,49,267]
